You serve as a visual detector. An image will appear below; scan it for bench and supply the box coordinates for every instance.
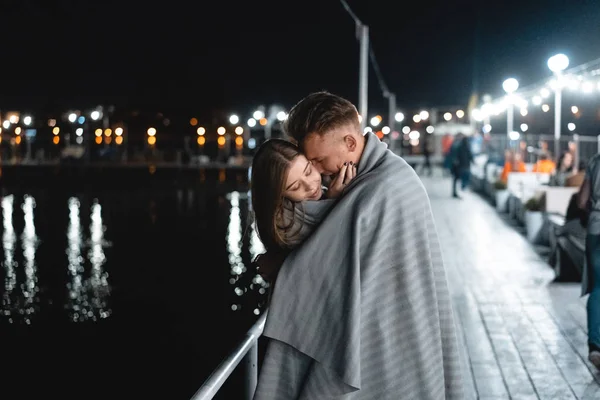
[541,187,585,282]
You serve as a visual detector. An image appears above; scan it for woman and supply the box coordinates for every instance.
[250,139,356,282]
[551,151,575,186]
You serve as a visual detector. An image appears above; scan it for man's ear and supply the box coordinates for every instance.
[344,134,357,151]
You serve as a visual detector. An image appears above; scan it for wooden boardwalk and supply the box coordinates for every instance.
[423,176,600,399]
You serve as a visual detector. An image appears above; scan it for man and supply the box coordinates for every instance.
[576,154,600,369]
[254,92,464,399]
[448,133,473,199]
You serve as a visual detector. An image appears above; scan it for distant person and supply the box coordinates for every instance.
[449,133,473,198]
[442,133,454,176]
[551,151,575,186]
[252,91,464,399]
[500,150,526,183]
[518,140,528,163]
[533,153,556,174]
[576,153,600,370]
[421,133,433,176]
[538,140,551,159]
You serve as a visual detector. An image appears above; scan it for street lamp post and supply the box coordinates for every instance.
[502,78,519,147]
[358,23,369,131]
[548,53,569,159]
[384,92,396,151]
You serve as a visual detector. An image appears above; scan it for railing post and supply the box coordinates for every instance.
[243,342,258,400]
[597,135,600,155]
[573,134,579,169]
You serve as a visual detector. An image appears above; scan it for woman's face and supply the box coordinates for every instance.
[283,154,323,202]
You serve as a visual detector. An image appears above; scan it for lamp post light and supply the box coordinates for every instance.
[548,53,569,159]
[502,78,519,146]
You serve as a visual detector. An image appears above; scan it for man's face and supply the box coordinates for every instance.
[302,126,355,176]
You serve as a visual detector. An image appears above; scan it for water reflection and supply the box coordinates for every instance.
[227,191,245,311]
[226,191,268,314]
[1,195,17,320]
[66,197,111,322]
[1,195,40,324]
[21,195,39,323]
[228,192,244,275]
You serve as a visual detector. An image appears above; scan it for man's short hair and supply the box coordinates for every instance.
[284,91,360,147]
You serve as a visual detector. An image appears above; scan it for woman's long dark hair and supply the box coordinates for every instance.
[250,139,301,252]
[557,151,574,172]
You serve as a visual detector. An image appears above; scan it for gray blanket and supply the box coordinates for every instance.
[254,132,464,399]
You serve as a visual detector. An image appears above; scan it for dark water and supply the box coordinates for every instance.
[0,166,267,400]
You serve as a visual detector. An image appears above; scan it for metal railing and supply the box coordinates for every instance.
[476,133,600,165]
[190,311,268,400]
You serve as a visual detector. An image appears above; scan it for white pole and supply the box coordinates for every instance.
[358,24,369,131]
[388,93,396,151]
[506,102,514,147]
[554,86,562,159]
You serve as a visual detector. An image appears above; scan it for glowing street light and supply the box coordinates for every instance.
[547,53,569,73]
[229,114,239,124]
[91,111,101,121]
[68,113,77,123]
[276,111,287,121]
[197,127,206,136]
[548,53,569,158]
[147,127,156,137]
[247,118,257,128]
[394,112,404,122]
[502,78,519,94]
[370,116,382,126]
[23,116,32,126]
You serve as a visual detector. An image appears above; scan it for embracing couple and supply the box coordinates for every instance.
[250,92,465,399]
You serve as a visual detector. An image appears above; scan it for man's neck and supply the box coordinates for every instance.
[353,133,367,165]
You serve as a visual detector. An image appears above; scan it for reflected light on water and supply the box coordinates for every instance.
[66,198,111,322]
[227,192,245,311]
[227,192,244,275]
[1,196,17,319]
[21,195,40,323]
[1,195,40,324]
[227,191,269,313]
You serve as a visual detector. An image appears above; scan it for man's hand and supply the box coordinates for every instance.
[326,162,357,199]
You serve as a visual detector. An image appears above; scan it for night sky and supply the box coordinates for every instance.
[2,0,599,117]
